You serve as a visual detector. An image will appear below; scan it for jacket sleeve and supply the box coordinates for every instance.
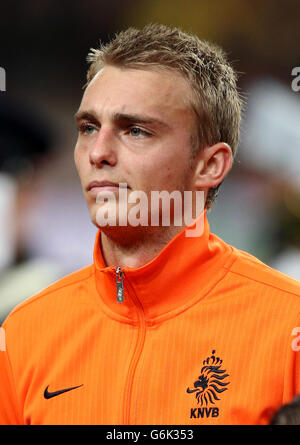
[0,324,23,424]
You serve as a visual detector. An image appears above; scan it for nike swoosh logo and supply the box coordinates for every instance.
[44,384,83,399]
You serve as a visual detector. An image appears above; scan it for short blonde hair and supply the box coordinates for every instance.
[86,24,243,209]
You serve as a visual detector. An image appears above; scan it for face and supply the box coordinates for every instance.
[74,65,200,232]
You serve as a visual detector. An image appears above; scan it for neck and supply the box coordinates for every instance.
[100,224,186,269]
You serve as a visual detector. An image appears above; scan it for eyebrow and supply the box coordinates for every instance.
[74,110,170,130]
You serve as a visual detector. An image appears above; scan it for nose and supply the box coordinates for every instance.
[89,126,117,167]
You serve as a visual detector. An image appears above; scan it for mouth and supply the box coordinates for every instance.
[87,180,130,195]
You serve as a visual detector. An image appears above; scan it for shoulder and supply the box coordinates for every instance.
[2,264,95,326]
[226,245,300,300]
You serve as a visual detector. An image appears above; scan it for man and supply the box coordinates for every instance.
[0,24,300,425]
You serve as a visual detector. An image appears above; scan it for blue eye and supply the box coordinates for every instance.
[79,123,96,135]
[130,127,145,137]
[130,127,142,136]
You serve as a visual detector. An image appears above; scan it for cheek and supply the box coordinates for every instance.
[141,162,174,191]
[74,146,85,178]
[162,168,174,186]
[74,145,80,170]
[144,168,176,193]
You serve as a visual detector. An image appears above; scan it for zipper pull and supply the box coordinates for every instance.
[116,267,124,303]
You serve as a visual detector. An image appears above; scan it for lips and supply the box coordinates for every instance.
[87,180,130,191]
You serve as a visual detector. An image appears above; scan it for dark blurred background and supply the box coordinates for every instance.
[0,0,300,321]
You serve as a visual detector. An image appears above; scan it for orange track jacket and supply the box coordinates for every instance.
[0,210,300,425]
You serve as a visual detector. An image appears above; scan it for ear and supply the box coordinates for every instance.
[193,142,233,190]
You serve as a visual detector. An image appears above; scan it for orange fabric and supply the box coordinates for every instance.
[0,209,300,425]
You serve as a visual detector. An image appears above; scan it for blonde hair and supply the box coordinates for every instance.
[86,24,243,209]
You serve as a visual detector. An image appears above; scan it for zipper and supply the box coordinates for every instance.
[116,267,146,424]
[116,266,124,303]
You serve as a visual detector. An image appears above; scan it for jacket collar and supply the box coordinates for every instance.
[93,210,233,324]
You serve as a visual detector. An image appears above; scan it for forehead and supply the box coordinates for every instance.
[80,65,194,120]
